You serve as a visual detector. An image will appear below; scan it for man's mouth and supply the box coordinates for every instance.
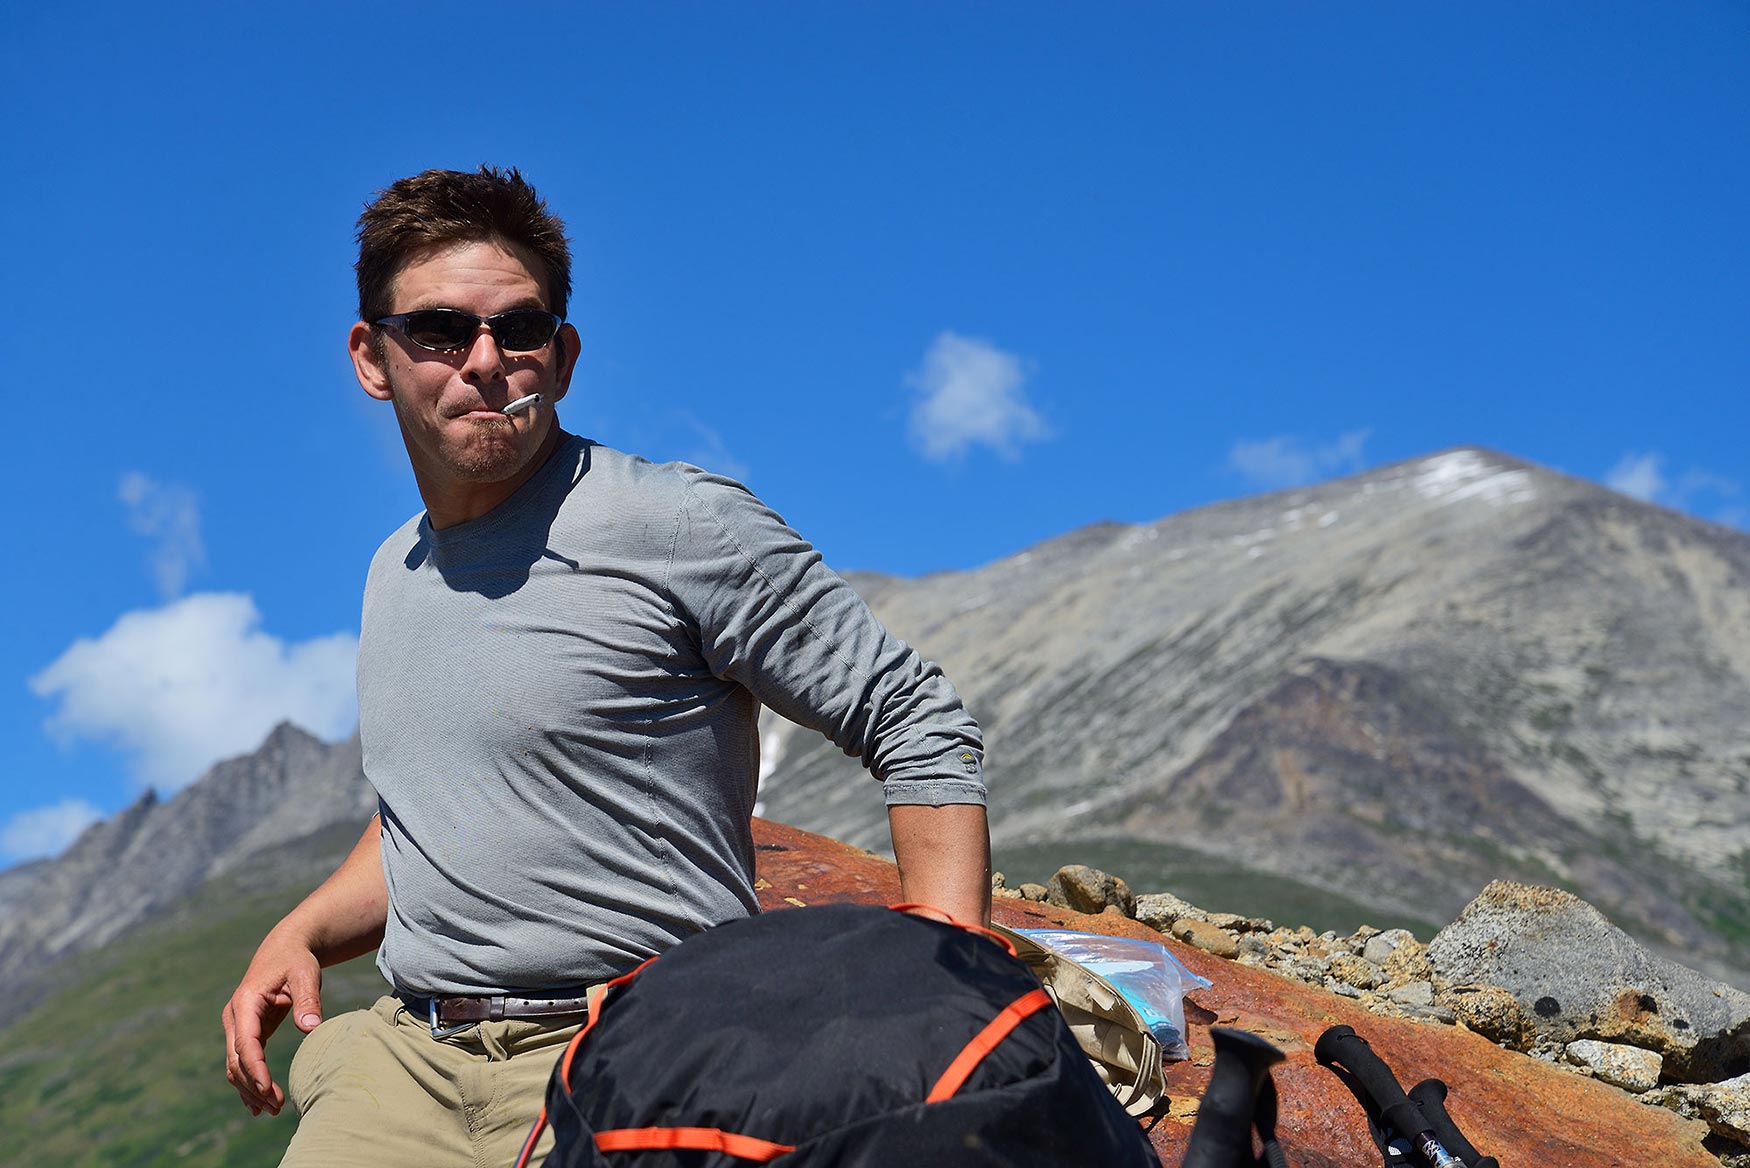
[448,402,514,421]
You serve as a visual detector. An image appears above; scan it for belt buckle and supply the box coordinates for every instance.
[428,997,476,1039]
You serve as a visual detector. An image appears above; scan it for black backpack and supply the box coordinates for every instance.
[520,903,1160,1167]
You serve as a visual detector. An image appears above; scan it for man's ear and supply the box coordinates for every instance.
[349,321,395,401]
[547,322,581,405]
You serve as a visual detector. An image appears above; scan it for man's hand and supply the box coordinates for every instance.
[888,802,992,927]
[222,928,324,1116]
[220,814,387,1116]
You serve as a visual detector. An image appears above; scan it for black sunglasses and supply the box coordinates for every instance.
[374,308,563,353]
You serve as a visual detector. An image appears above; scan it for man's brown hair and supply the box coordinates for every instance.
[354,165,573,323]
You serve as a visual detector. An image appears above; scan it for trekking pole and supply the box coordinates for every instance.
[1181,1027,1288,1168]
[1407,1080,1496,1168]
[1314,1025,1468,1168]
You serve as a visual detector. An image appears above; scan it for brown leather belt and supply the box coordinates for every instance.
[404,991,595,1036]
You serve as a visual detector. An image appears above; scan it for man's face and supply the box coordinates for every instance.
[350,238,579,508]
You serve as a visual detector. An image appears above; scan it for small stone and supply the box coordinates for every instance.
[1135,892,1203,931]
[992,886,1024,900]
[1529,1038,1565,1062]
[1205,911,1248,930]
[1330,982,1364,999]
[1237,935,1270,961]
[1019,883,1048,902]
[1703,1135,1750,1168]
[1363,928,1416,966]
[1328,953,1384,990]
[990,871,1007,890]
[1657,1073,1750,1143]
[1101,904,1128,919]
[1172,918,1239,959]
[1642,1085,1685,1113]
[1389,981,1436,1008]
[1381,938,1433,983]
[1406,1004,1458,1025]
[1047,865,1137,916]
[1442,983,1531,1049]
[1564,1040,1663,1094]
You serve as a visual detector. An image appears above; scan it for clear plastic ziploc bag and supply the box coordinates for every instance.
[993,924,1214,1116]
[1018,928,1211,1059]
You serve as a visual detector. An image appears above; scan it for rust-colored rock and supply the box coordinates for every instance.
[751,818,1718,1167]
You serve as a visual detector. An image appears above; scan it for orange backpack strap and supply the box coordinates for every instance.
[593,1126,797,1160]
[886,903,1018,957]
[926,988,1054,1103]
[511,957,661,1168]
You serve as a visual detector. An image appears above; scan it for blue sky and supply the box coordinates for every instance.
[2,3,1745,864]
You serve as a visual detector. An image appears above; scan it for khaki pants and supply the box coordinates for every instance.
[283,995,585,1168]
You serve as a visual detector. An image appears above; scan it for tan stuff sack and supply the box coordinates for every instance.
[991,923,1206,1117]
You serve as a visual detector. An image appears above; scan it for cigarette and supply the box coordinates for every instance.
[502,393,542,417]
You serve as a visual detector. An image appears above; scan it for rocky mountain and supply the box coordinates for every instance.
[5,444,1745,1006]
[754,447,1750,984]
[0,723,373,1021]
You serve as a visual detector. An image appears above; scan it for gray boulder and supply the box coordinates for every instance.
[1135,891,1204,932]
[1428,881,1750,1082]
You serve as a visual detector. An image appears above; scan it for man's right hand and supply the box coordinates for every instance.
[222,929,325,1116]
[220,814,387,1116]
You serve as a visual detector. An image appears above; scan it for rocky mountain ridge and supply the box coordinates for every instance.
[755,447,1750,982]
[0,723,373,1020]
[5,444,1746,1008]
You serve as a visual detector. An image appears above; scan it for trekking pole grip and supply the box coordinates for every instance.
[1407,1080,1496,1168]
[1314,1025,1468,1168]
[1181,1027,1285,1168]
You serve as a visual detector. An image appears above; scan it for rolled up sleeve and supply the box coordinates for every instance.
[663,472,985,806]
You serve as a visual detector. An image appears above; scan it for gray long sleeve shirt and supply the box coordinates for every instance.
[356,435,985,995]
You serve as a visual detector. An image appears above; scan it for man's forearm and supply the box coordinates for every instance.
[273,814,389,965]
[888,802,992,926]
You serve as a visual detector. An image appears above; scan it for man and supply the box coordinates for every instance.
[220,166,990,1167]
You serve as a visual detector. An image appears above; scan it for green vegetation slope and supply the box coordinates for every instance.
[0,830,382,1168]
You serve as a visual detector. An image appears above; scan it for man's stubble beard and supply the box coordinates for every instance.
[388,370,536,485]
[443,414,529,483]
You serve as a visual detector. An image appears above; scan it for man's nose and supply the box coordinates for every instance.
[459,325,507,381]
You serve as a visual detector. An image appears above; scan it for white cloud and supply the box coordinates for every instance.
[1228,430,1372,489]
[675,413,752,483]
[29,593,357,791]
[0,799,103,862]
[1605,452,1665,502]
[1605,451,1742,526]
[119,472,206,598]
[906,331,1049,462]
